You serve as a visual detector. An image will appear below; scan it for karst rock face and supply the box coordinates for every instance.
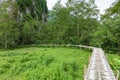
[2,0,48,22]
[16,0,48,22]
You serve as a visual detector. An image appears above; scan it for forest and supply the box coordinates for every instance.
[0,0,120,54]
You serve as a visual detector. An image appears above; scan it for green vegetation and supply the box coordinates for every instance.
[0,0,120,54]
[0,0,100,49]
[107,53,120,79]
[0,47,90,80]
[108,54,120,71]
[0,0,48,49]
[0,0,120,79]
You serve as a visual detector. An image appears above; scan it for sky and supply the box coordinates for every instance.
[47,0,115,14]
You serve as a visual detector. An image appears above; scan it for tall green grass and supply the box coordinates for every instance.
[107,53,120,80]
[0,47,90,80]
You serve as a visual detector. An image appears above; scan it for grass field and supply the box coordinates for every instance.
[0,47,90,80]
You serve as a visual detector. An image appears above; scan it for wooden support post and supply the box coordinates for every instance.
[84,65,87,79]
[88,55,91,63]
[116,70,119,80]
[98,70,101,80]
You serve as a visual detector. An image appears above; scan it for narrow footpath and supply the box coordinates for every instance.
[84,48,116,80]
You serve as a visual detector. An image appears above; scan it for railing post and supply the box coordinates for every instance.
[116,70,120,80]
[84,65,87,80]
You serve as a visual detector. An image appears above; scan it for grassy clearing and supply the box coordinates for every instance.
[107,53,120,79]
[0,47,90,80]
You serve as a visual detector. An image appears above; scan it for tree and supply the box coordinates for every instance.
[106,0,120,15]
[0,1,19,49]
[0,0,48,48]
[16,0,48,45]
[91,1,120,54]
[43,0,99,45]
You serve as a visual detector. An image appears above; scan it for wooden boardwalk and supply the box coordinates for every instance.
[84,48,116,80]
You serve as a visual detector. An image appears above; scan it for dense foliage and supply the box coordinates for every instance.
[91,0,120,53]
[0,47,90,80]
[0,0,120,54]
[38,0,100,45]
[0,0,48,49]
[107,53,120,80]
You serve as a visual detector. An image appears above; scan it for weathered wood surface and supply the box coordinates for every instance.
[84,48,116,80]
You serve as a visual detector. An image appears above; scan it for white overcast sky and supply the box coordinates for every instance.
[47,0,115,14]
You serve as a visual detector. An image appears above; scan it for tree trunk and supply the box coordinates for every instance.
[4,33,7,49]
[77,23,80,37]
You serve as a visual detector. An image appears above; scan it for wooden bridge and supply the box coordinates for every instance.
[76,45,116,80]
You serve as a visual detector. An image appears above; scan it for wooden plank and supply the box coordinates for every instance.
[85,48,116,80]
